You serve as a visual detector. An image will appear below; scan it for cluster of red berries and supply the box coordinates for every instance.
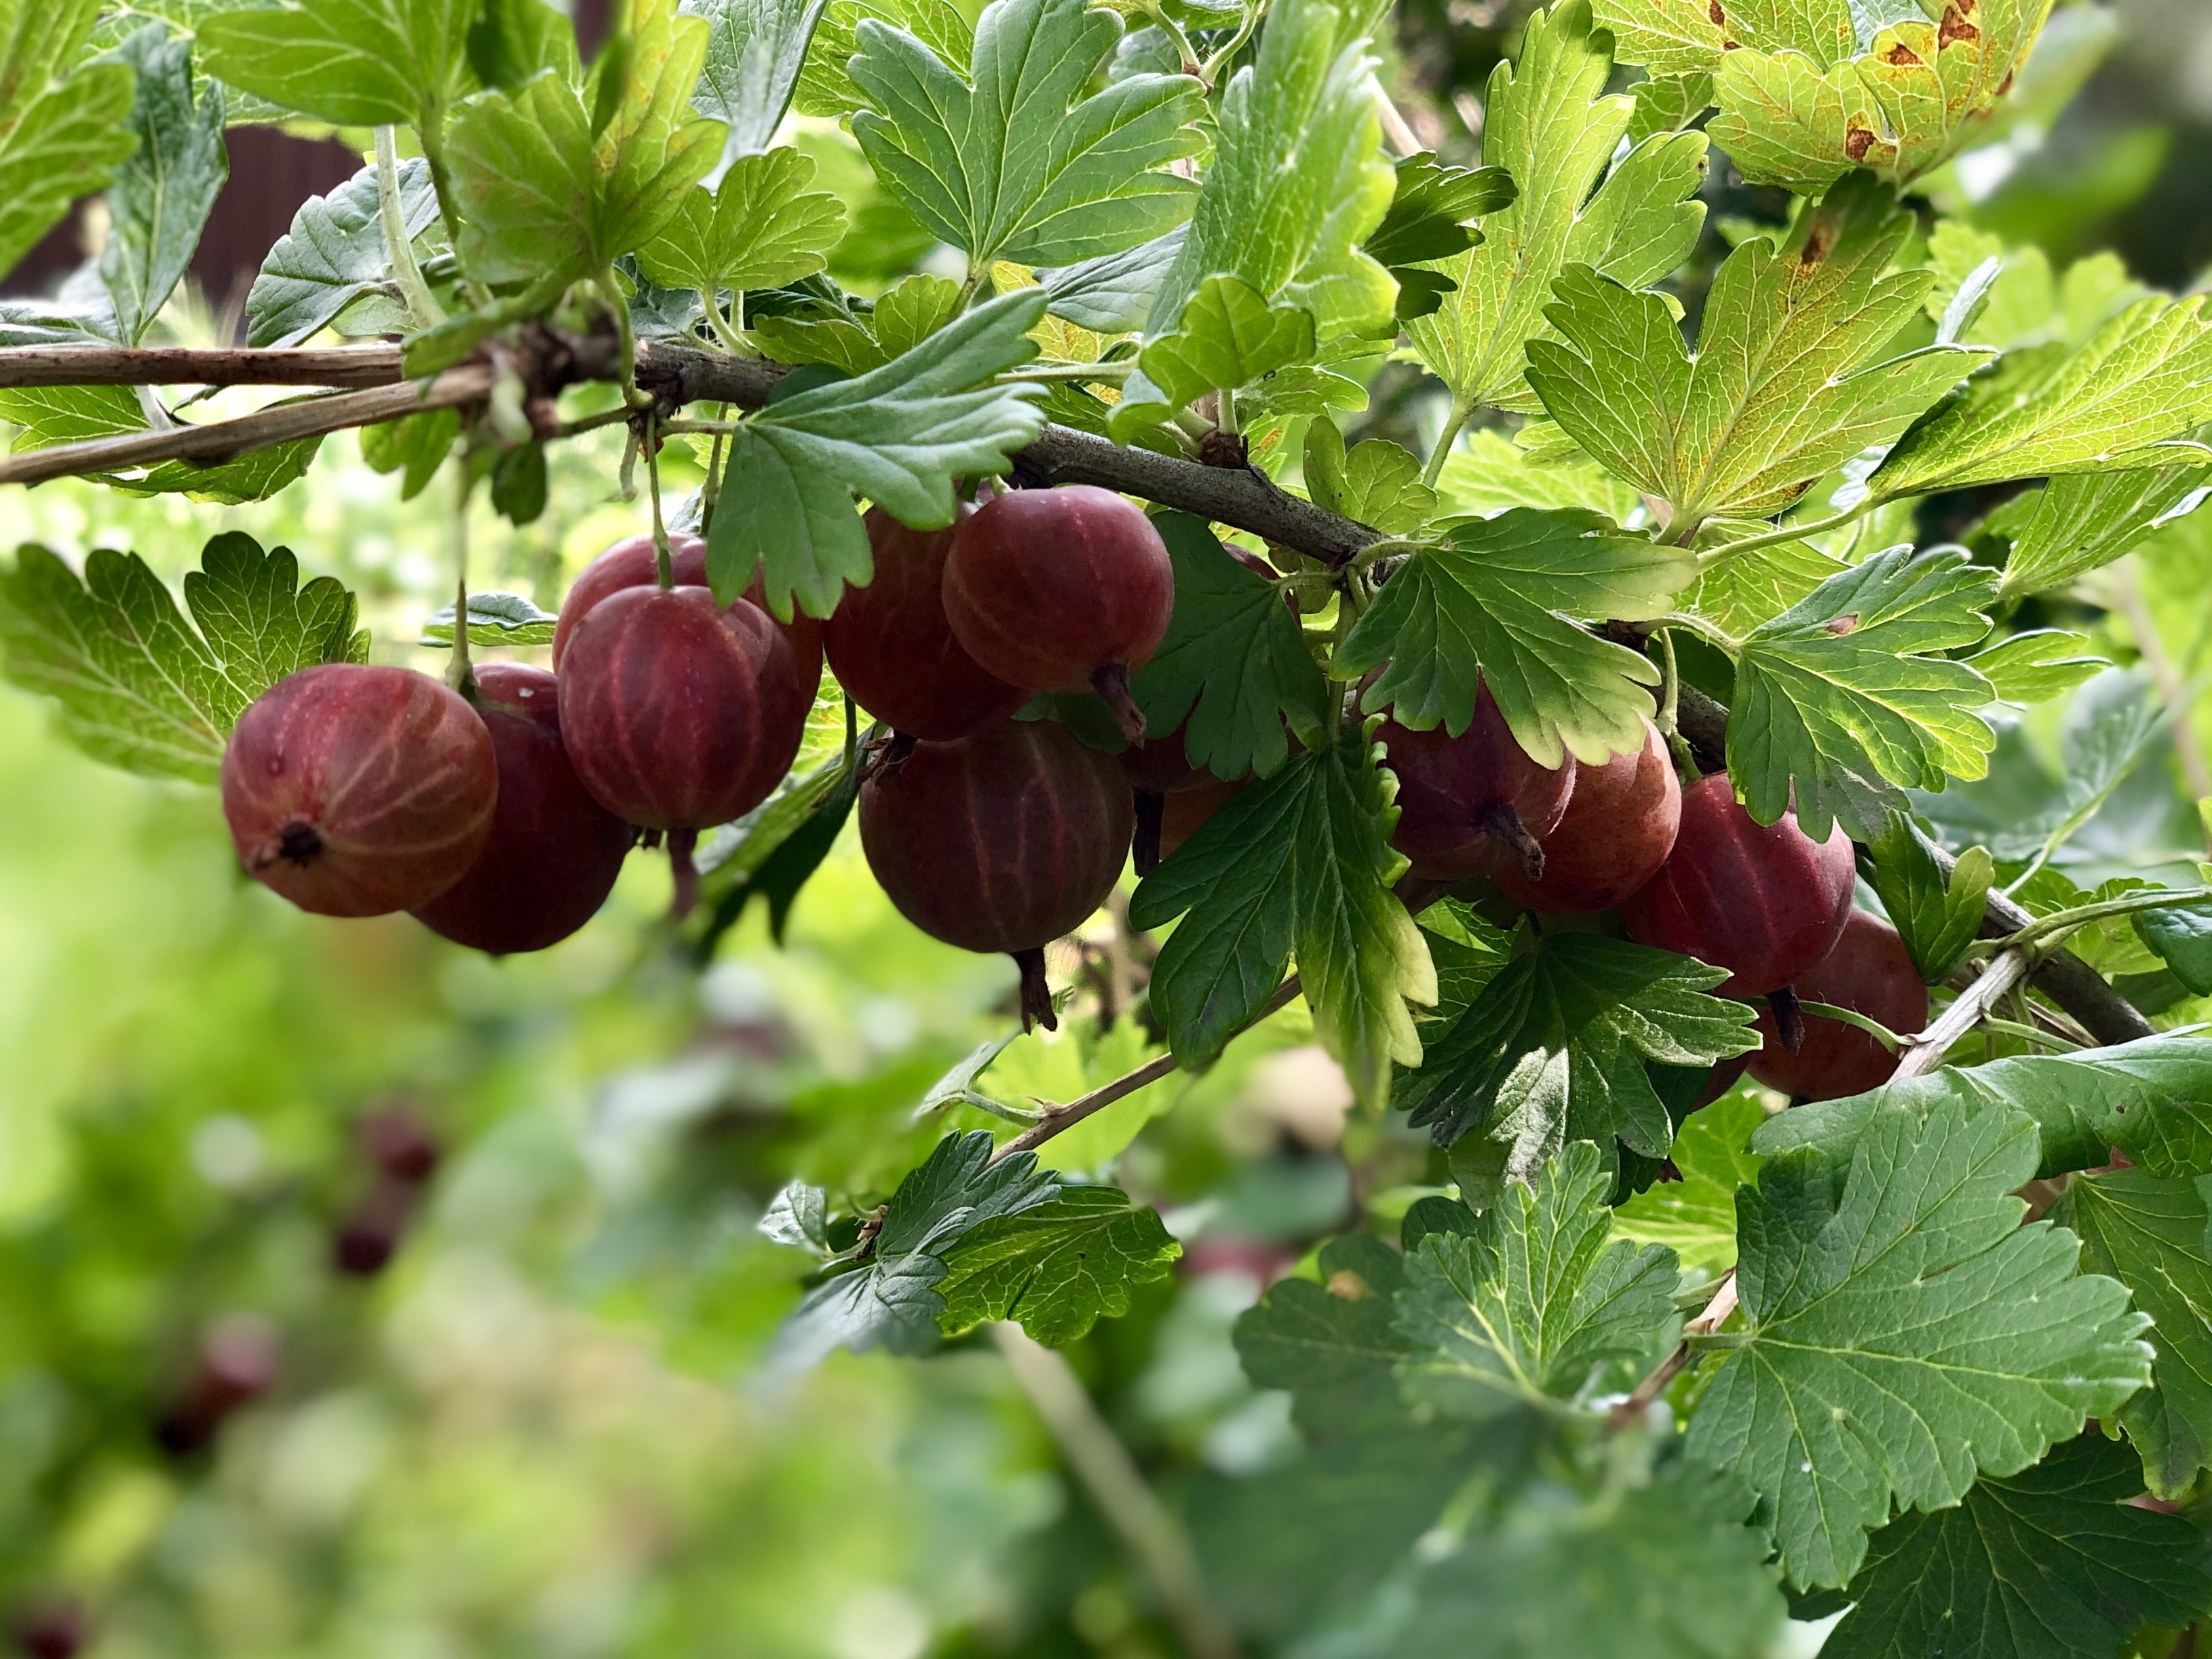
[1390,692,1927,1099]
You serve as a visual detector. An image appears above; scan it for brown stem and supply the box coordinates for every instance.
[1766,985,1804,1054]
[0,344,404,386]
[1132,790,1165,877]
[1613,1271,1738,1429]
[1092,663,1149,743]
[1475,801,1544,881]
[1014,947,1058,1033]
[668,827,701,920]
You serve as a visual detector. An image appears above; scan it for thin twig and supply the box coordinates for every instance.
[989,975,1303,1166]
[0,344,404,387]
[1893,950,2034,1080]
[993,1324,1246,1659]
[1613,1272,1738,1428]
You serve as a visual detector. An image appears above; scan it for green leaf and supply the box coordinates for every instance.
[1433,427,1644,525]
[449,0,726,288]
[196,0,474,129]
[1525,176,1986,533]
[421,589,558,647]
[1337,508,1698,769]
[1126,514,1329,780]
[1754,1037,2212,1183]
[691,743,857,949]
[1726,543,2000,843]
[122,437,326,504]
[1141,0,1396,344]
[636,145,845,297]
[1871,292,2212,501]
[1302,421,1436,536]
[1395,933,1758,1204]
[2059,1170,2212,1501]
[1820,1433,2212,1659]
[1127,719,1435,1109]
[0,535,364,782]
[1134,275,1315,411]
[1405,0,1707,417]
[1361,152,1513,270]
[1992,459,2212,602]
[748,272,963,374]
[0,3,139,282]
[706,288,1048,620]
[847,0,1200,271]
[1625,69,1713,141]
[246,159,442,349]
[1036,223,1183,334]
[765,1130,1061,1373]
[1923,222,2146,354]
[468,0,578,92]
[1685,1097,2154,1590]
[2137,896,2212,997]
[0,383,144,450]
[792,0,970,119]
[1683,533,1848,636]
[98,24,226,346]
[359,404,459,498]
[1702,1,2055,193]
[1613,1091,1768,1276]
[685,0,827,153]
[1394,1141,1679,1417]
[1964,628,2108,706]
[935,1185,1180,1345]
[1864,811,1990,983]
[1233,1233,1415,1435]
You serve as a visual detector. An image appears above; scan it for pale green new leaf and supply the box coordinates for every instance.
[1727,544,2000,843]
[1303,421,1436,536]
[706,288,1048,620]
[196,0,475,129]
[1405,0,1708,416]
[1526,176,1985,532]
[1337,508,1698,769]
[98,24,226,346]
[848,0,1200,271]
[0,0,138,282]
[1394,1141,1680,1417]
[1394,934,1757,1204]
[683,0,826,153]
[246,160,442,348]
[1872,292,2212,500]
[0,535,364,782]
[1964,628,2105,706]
[1127,719,1435,1108]
[637,146,845,297]
[2059,1170,2212,1500]
[1683,530,1848,635]
[749,273,962,375]
[1614,1091,1768,1276]
[934,1185,1181,1346]
[1136,275,1316,411]
[1685,1098,2153,1591]
[1992,459,2212,601]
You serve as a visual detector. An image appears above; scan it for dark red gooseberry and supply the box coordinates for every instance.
[858,719,1134,1030]
[941,485,1175,743]
[155,1314,280,1455]
[408,664,634,953]
[1694,1052,1751,1109]
[1493,717,1681,914]
[1157,776,1245,864]
[1122,721,1230,876]
[1750,909,1928,1100]
[1377,682,1574,883]
[357,1100,442,1183]
[551,531,824,702]
[558,586,809,916]
[1620,771,1856,997]
[824,506,1027,740]
[223,664,497,917]
[332,1179,416,1277]
[10,1599,89,1659]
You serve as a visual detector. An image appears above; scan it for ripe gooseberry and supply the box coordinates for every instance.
[1120,721,1230,876]
[410,664,634,953]
[1620,771,1855,997]
[1376,681,1574,882]
[1750,909,1928,1100]
[858,719,1134,1029]
[1492,717,1681,913]
[823,506,1027,740]
[222,664,497,917]
[558,586,809,916]
[941,485,1174,743]
[1156,776,1246,865]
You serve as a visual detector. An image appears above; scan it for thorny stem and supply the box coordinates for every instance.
[374,128,442,332]
[1895,950,2035,1079]
[448,466,475,699]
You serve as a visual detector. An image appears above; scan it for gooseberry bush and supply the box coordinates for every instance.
[9,0,2212,1648]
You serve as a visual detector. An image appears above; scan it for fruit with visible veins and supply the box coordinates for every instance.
[558,586,809,917]
[1376,682,1574,883]
[824,506,1027,740]
[1493,718,1681,913]
[942,485,1174,744]
[222,664,497,917]
[1620,772,1856,997]
[1750,909,1928,1100]
[410,664,633,953]
[859,719,1134,1030]
[550,531,824,700]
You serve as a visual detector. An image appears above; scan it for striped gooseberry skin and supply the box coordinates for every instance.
[859,719,1134,955]
[1493,717,1681,914]
[1751,909,1928,1100]
[824,506,1027,741]
[941,486,1174,695]
[410,664,634,954]
[1620,771,1856,997]
[550,531,824,701]
[1377,680,1574,883]
[221,664,497,917]
[558,585,807,833]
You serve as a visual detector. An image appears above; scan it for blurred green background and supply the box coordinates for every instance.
[4,1,2212,1654]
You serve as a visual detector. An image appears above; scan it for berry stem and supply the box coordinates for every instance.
[1474,801,1544,881]
[1014,947,1059,1033]
[1091,664,1149,744]
[668,827,700,919]
[645,413,673,588]
[1132,790,1164,877]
